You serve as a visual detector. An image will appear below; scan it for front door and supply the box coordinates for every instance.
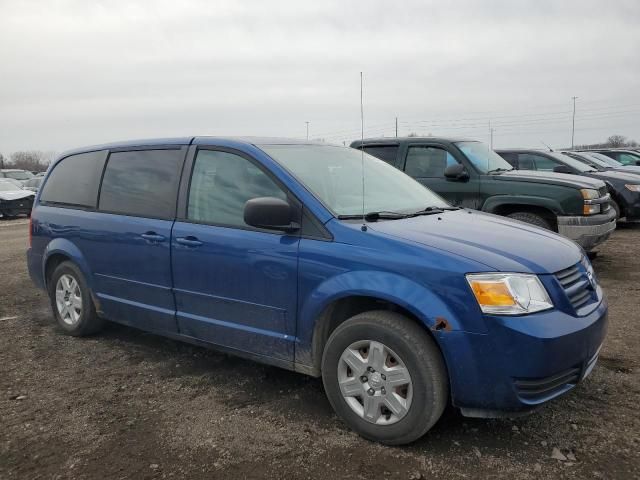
[401,144,480,208]
[171,148,299,361]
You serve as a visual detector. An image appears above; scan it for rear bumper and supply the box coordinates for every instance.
[26,248,45,290]
[557,210,616,250]
[440,298,608,416]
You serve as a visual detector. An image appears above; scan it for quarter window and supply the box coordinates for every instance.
[99,149,182,218]
[40,151,107,208]
[187,150,286,228]
[404,146,458,178]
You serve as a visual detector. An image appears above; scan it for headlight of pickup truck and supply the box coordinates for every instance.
[580,188,601,215]
[466,273,553,315]
[625,184,640,192]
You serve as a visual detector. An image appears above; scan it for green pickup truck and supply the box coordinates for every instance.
[351,137,616,251]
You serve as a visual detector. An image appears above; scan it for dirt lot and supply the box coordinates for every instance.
[0,219,638,480]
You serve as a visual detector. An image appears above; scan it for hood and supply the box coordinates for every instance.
[368,209,581,274]
[494,170,605,189]
[0,190,35,201]
[616,166,640,174]
[586,170,640,184]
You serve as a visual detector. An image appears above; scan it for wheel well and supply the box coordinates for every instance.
[44,253,70,288]
[310,296,443,376]
[492,204,558,231]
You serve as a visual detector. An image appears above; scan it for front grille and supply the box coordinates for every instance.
[555,260,597,312]
[514,367,581,402]
[1,198,32,211]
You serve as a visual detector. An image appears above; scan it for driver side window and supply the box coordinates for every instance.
[404,146,458,178]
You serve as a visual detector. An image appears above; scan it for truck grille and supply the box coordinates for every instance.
[555,259,598,312]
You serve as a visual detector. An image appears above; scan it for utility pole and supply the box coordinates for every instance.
[571,96,578,149]
[305,121,309,141]
[395,117,398,137]
[489,120,494,149]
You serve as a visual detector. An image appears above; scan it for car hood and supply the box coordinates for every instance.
[586,170,640,184]
[368,209,581,274]
[0,191,35,201]
[494,170,605,189]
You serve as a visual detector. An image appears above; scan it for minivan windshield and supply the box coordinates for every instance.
[454,141,513,173]
[261,145,450,217]
[548,152,598,173]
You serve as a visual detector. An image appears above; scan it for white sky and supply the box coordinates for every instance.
[1,0,638,156]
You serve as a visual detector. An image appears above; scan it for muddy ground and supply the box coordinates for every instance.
[0,219,638,479]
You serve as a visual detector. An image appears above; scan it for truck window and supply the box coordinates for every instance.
[404,146,457,178]
[39,151,107,208]
[187,150,286,228]
[98,149,182,219]
[519,153,559,171]
[360,145,399,165]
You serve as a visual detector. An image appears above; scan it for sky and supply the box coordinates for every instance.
[1,0,639,157]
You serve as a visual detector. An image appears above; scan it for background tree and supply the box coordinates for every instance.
[6,151,54,172]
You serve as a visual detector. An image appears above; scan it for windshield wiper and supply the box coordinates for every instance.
[487,167,513,174]
[407,205,460,216]
[337,211,409,222]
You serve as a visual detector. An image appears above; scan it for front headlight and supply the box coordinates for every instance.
[466,273,553,315]
[580,189,600,200]
[625,184,640,192]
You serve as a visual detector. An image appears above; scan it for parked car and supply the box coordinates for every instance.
[496,149,640,222]
[23,176,44,192]
[27,137,607,445]
[585,149,640,166]
[0,168,35,185]
[561,150,640,175]
[0,179,35,218]
[351,137,615,251]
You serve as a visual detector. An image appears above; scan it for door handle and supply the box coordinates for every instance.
[175,236,203,247]
[141,232,166,242]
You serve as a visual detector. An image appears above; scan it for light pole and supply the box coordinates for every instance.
[305,121,309,141]
[571,96,578,149]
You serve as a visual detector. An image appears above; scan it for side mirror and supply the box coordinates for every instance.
[553,165,573,174]
[444,163,469,181]
[244,197,299,232]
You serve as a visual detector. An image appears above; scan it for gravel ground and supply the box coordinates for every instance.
[0,219,638,479]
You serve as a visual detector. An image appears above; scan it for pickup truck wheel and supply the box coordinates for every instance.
[48,261,104,336]
[506,211,552,230]
[321,311,448,445]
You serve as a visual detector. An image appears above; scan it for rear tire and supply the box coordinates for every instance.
[321,311,448,445]
[506,211,552,230]
[48,261,104,336]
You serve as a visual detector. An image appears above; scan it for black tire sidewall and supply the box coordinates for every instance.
[322,313,446,445]
[506,211,551,230]
[48,262,97,336]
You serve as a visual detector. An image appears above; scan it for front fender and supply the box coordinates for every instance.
[482,195,562,215]
[296,270,477,369]
[42,237,95,291]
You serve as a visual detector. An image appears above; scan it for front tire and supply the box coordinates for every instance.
[321,311,448,445]
[48,261,104,336]
[506,211,552,230]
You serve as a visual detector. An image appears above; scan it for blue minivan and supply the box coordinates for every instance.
[27,137,607,444]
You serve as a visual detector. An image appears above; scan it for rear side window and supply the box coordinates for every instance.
[99,149,183,219]
[404,146,458,177]
[40,151,107,208]
[360,145,399,165]
[519,153,558,171]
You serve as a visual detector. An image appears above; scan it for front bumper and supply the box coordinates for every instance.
[557,209,616,250]
[439,297,608,416]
